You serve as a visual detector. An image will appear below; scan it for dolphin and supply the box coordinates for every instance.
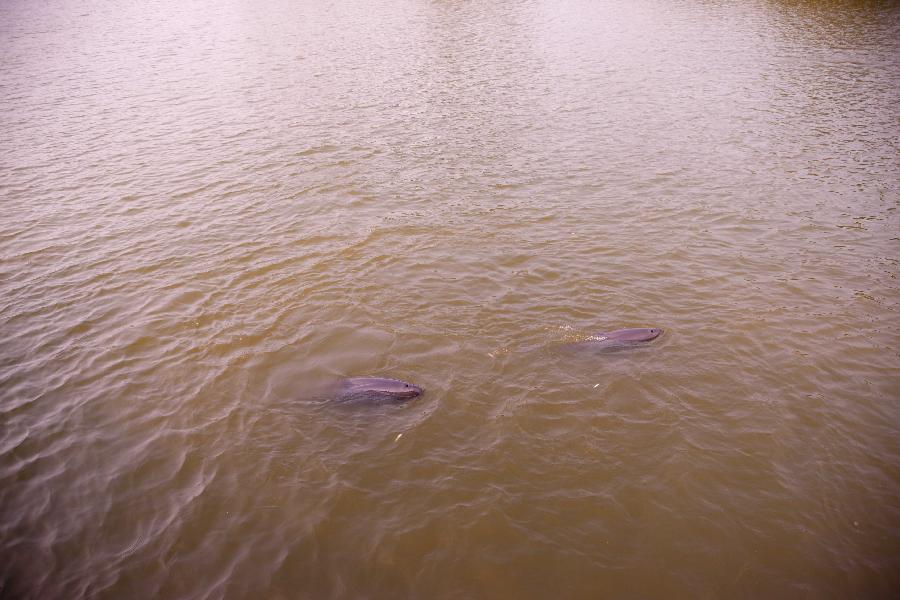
[569,327,663,351]
[332,377,424,404]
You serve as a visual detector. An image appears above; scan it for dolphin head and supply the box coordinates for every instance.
[369,378,423,400]
[339,377,424,402]
[605,327,663,342]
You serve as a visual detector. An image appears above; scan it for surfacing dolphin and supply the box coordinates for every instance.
[569,327,663,352]
[332,377,424,404]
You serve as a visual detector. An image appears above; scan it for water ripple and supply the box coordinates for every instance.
[1,0,899,597]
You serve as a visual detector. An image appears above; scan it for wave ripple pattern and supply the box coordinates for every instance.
[1,0,899,598]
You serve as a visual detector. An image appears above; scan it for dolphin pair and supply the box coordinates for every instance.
[334,327,662,404]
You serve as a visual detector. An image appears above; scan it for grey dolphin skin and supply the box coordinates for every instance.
[596,327,662,343]
[334,377,424,404]
[570,327,663,351]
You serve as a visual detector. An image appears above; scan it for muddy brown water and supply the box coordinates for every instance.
[1,0,899,597]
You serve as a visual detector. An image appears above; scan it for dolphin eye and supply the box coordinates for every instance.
[405,384,409,387]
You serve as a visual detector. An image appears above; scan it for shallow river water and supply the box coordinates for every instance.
[1,0,899,598]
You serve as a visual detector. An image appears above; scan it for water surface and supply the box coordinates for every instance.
[1,0,899,597]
